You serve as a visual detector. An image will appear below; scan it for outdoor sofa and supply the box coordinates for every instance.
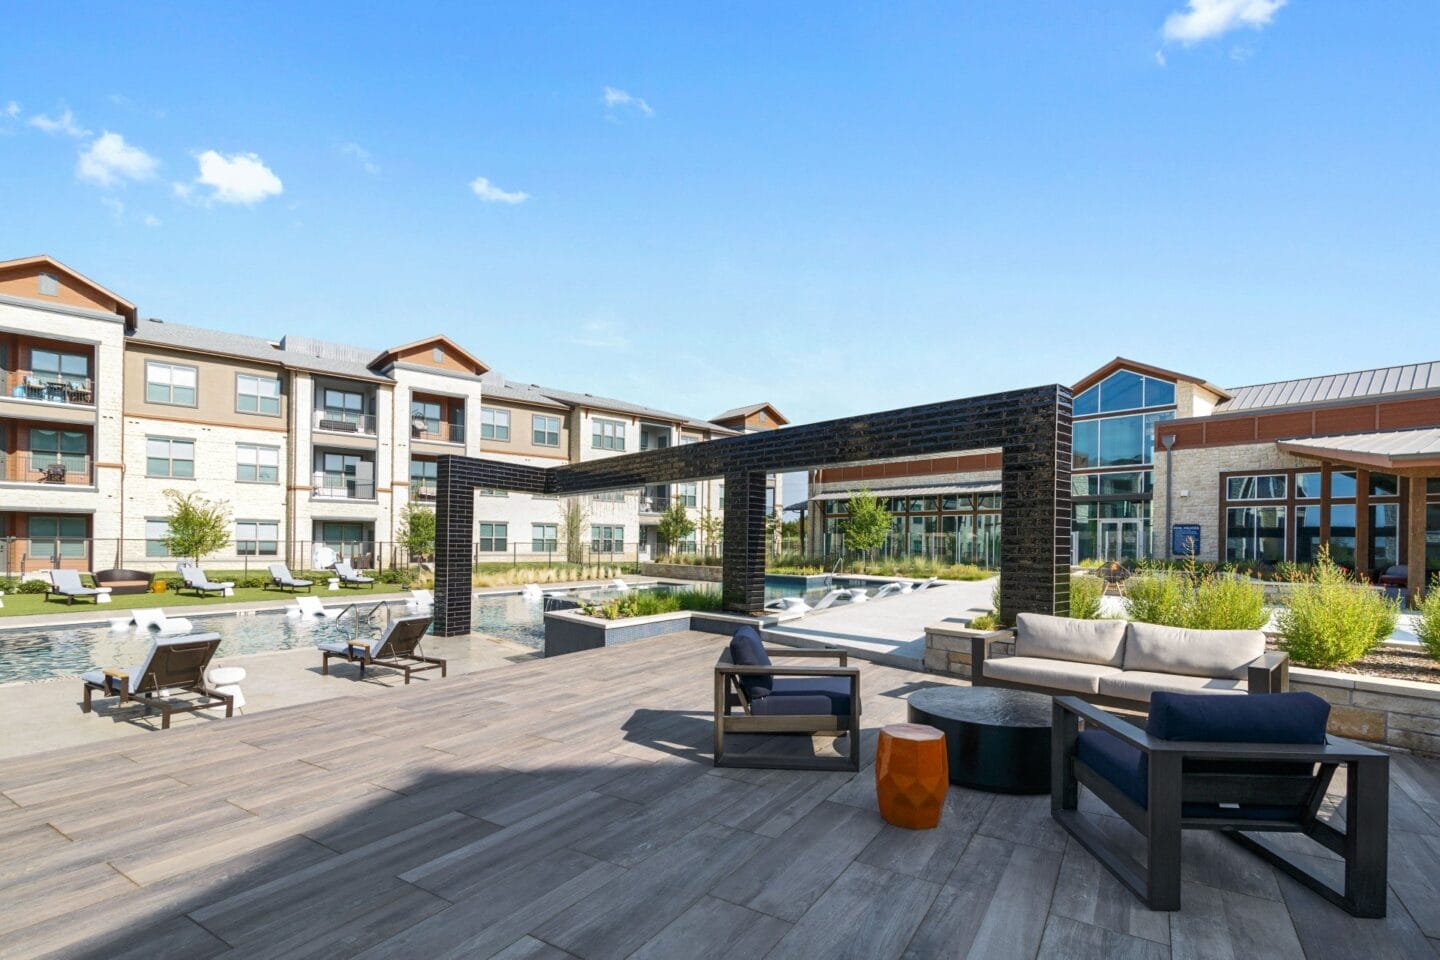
[714,626,861,771]
[81,633,233,729]
[46,569,102,604]
[1053,690,1388,917]
[971,612,1288,709]
[318,614,445,684]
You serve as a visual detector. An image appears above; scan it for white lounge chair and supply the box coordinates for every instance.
[912,577,939,591]
[267,563,314,593]
[46,569,101,605]
[334,560,375,589]
[129,608,194,635]
[847,588,870,604]
[178,564,234,597]
[807,588,850,612]
[872,582,907,599]
[405,588,434,613]
[766,596,812,613]
[288,596,341,619]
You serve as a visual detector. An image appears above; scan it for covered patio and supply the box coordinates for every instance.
[2,632,1437,959]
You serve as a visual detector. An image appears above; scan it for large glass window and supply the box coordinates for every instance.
[1295,472,1322,499]
[31,348,90,386]
[1369,473,1399,498]
[1099,370,1144,412]
[591,525,624,552]
[1330,471,1358,499]
[480,407,510,441]
[30,428,89,471]
[236,374,281,415]
[533,414,561,447]
[28,515,87,558]
[145,361,197,406]
[319,452,374,498]
[322,388,366,424]
[1143,378,1175,407]
[1371,504,1401,574]
[410,458,437,498]
[678,482,698,507]
[236,520,279,556]
[1073,420,1098,468]
[1294,504,1323,564]
[1226,506,1286,563]
[532,524,558,553]
[1329,504,1357,568]
[592,419,626,451]
[1098,415,1144,467]
[412,399,442,435]
[1074,385,1099,417]
[1226,474,1287,500]
[145,518,171,558]
[1143,411,1174,464]
[236,443,279,482]
[146,437,194,478]
[477,522,508,552]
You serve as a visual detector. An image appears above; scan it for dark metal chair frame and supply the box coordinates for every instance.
[970,630,1290,710]
[1051,696,1389,918]
[321,616,446,685]
[80,636,234,730]
[713,645,861,772]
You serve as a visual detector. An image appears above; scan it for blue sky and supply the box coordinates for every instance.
[3,1,1437,435]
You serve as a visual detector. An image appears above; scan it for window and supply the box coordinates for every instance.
[592,419,626,451]
[1331,471,1358,499]
[593,490,627,502]
[1226,474,1286,500]
[319,522,369,551]
[411,398,442,435]
[411,458,437,498]
[1142,411,1173,464]
[533,414,561,447]
[1294,504,1323,564]
[236,443,279,483]
[532,524,558,552]
[319,452,374,498]
[236,374,281,416]
[481,407,510,441]
[31,348,90,387]
[1074,385,1099,417]
[678,482,698,507]
[1295,472,1322,499]
[38,272,60,296]
[477,522,508,552]
[1073,472,1149,496]
[236,520,279,556]
[322,388,366,423]
[1371,504,1401,573]
[145,361,197,406]
[478,487,509,497]
[146,437,195,478]
[30,428,89,471]
[1099,370,1144,412]
[432,345,445,363]
[1073,420,1098,468]
[1226,506,1285,564]
[145,518,171,558]
[29,515,87,558]
[1370,473,1399,498]
[1098,415,1144,467]
[1329,504,1358,567]
[592,525,624,552]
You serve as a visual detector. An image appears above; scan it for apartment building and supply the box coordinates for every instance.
[806,357,1440,597]
[0,255,780,574]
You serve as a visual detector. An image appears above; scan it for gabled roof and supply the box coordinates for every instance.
[0,254,138,327]
[1072,357,1229,400]
[129,319,389,382]
[1217,361,1440,414]
[371,335,490,375]
[710,402,790,426]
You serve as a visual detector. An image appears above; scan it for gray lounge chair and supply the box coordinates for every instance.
[334,560,375,589]
[179,564,234,597]
[81,634,233,729]
[267,563,313,593]
[318,615,444,684]
[46,569,102,605]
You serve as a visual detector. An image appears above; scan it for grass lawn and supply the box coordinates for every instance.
[0,582,410,619]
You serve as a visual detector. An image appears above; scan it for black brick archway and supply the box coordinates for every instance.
[432,385,1072,635]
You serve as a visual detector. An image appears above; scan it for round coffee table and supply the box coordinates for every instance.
[907,686,1052,794]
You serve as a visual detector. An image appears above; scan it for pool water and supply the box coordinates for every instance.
[0,576,893,684]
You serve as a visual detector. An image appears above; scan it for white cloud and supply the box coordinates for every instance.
[1162,0,1286,46]
[568,318,628,350]
[338,142,378,174]
[469,176,529,204]
[76,132,159,186]
[29,107,90,138]
[603,86,654,118]
[143,213,161,227]
[4,101,20,118]
[193,149,283,205]
[1154,49,1167,67]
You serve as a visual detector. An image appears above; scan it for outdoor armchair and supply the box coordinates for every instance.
[1052,691,1388,918]
[713,626,861,771]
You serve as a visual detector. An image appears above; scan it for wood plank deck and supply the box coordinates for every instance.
[1,631,1437,959]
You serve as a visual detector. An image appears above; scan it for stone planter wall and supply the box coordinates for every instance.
[543,607,784,657]
[637,562,723,582]
[922,621,1440,755]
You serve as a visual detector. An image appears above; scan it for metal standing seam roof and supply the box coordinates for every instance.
[1276,428,1440,463]
[1216,361,1440,413]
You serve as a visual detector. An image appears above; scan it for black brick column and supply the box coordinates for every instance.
[433,456,474,636]
[998,389,1072,623]
[722,470,767,613]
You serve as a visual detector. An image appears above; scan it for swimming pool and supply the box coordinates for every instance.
[0,576,899,684]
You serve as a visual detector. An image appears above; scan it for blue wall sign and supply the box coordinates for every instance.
[1171,524,1201,558]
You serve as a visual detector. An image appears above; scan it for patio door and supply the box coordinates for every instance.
[1099,519,1141,563]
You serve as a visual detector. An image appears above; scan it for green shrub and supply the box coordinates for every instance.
[1411,575,1440,660]
[376,567,414,585]
[1274,548,1398,669]
[1123,568,1267,631]
[1068,574,1104,620]
[18,579,51,594]
[1122,572,1191,627]
[0,577,17,592]
[969,612,998,631]
[580,588,723,620]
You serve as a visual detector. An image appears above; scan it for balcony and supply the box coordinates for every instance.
[3,369,95,406]
[410,480,438,501]
[639,493,671,514]
[0,452,95,486]
[312,409,377,436]
[310,472,376,501]
[410,420,464,444]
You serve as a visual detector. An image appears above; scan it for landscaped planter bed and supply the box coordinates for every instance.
[542,607,790,657]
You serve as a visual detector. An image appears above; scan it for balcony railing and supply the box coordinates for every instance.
[2,369,95,406]
[410,421,464,444]
[639,494,671,514]
[311,472,376,500]
[411,480,438,501]
[0,452,95,486]
[312,410,377,436]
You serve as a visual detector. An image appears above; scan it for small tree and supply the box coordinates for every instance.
[162,489,231,564]
[560,497,588,563]
[839,487,890,570]
[698,508,724,557]
[399,504,436,560]
[656,501,696,555]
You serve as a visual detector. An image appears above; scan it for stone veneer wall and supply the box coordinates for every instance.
[638,562,723,582]
[922,623,1440,755]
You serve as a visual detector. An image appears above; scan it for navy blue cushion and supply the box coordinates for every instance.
[749,676,853,717]
[729,626,773,701]
[1146,692,1329,745]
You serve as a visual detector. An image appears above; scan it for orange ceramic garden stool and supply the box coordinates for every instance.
[875,723,948,829]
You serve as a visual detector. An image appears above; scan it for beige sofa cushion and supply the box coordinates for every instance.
[1121,622,1265,680]
[982,656,1121,695]
[1099,671,1248,703]
[1014,613,1127,668]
